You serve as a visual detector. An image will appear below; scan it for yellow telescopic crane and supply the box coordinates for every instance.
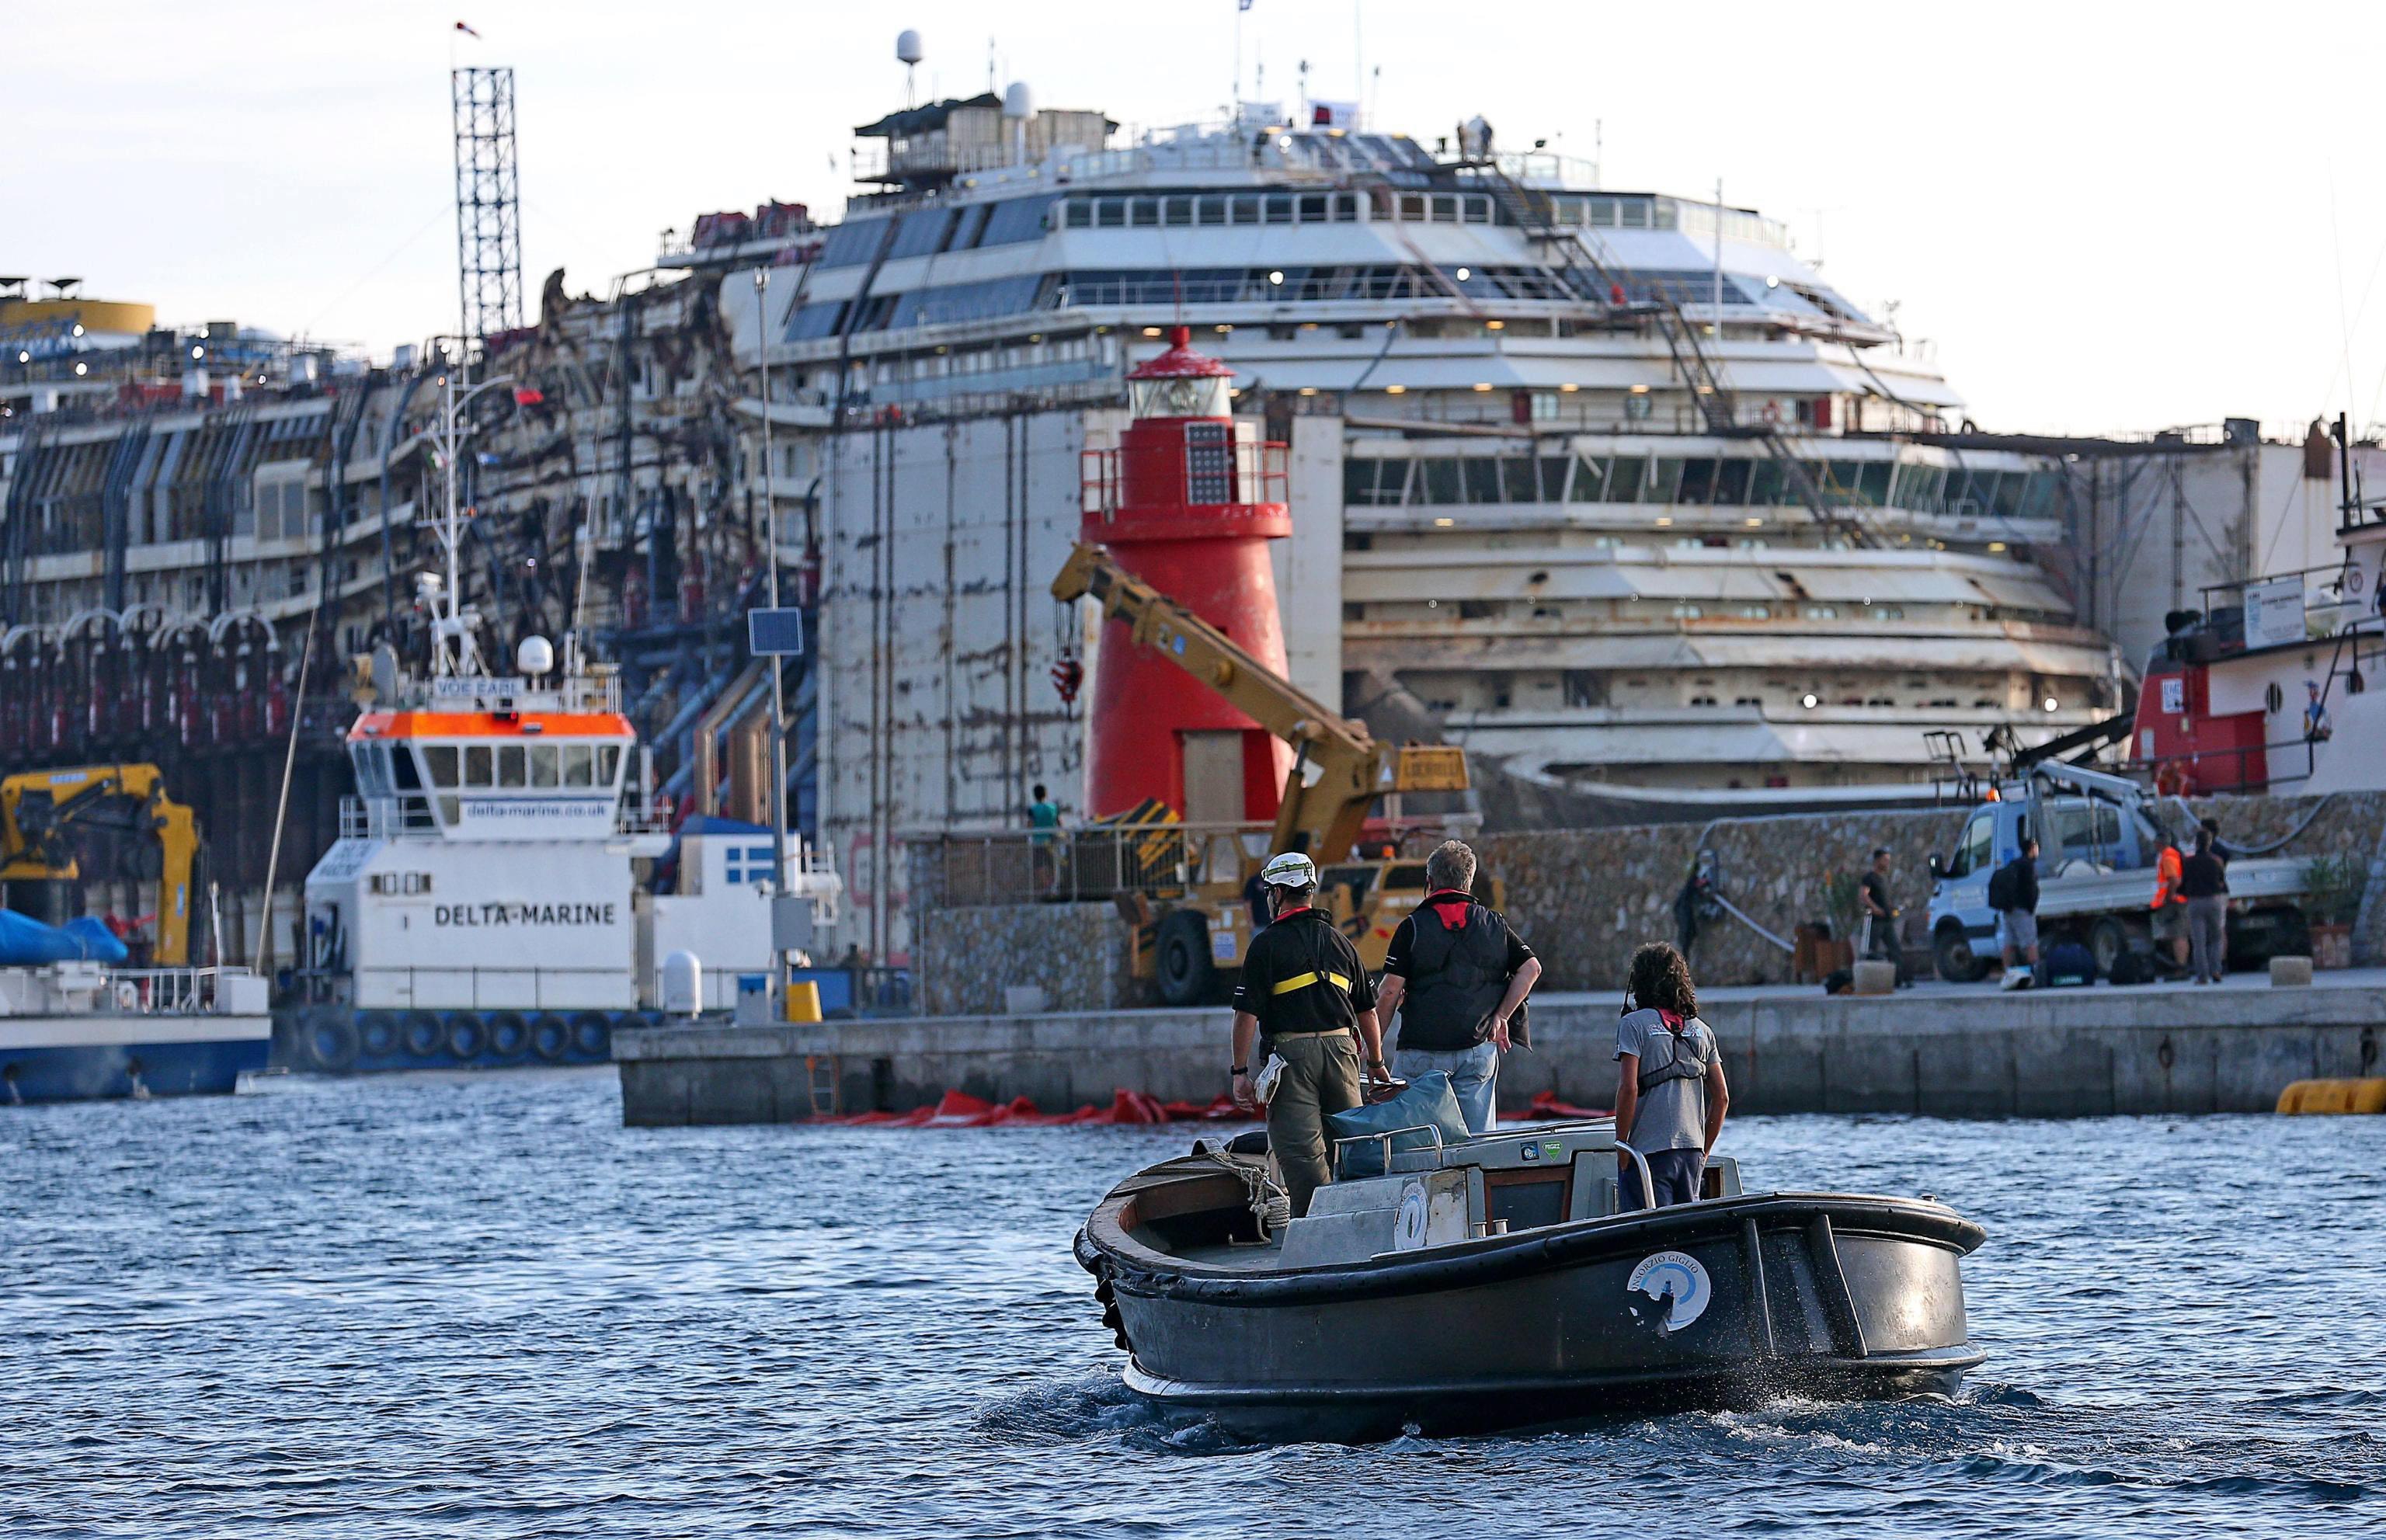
[0,763,200,965]
[1054,543,1473,1002]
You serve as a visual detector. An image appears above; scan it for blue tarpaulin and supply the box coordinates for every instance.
[0,910,129,966]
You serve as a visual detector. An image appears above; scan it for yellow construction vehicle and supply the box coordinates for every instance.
[1052,542,1480,1005]
[0,764,199,965]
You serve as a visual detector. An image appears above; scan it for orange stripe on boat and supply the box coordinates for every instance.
[350,711,636,739]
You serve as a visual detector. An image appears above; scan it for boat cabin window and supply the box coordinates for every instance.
[412,740,623,794]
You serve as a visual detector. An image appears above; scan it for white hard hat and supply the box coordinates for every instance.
[1261,852,1318,888]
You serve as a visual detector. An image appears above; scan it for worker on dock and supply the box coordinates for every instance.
[1612,942,1728,1209]
[1372,840,1540,1134]
[2152,830,2190,975]
[1229,852,1389,1218]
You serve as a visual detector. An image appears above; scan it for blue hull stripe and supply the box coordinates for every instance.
[0,1038,270,1105]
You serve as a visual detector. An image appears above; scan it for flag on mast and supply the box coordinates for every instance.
[454,20,482,37]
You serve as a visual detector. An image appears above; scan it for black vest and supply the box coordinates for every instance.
[1397,901,1517,1052]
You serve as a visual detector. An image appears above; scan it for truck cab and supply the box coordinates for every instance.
[1926,783,2162,981]
[1926,760,2311,982]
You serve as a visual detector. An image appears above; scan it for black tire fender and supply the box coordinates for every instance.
[402,1011,445,1058]
[445,1013,489,1061]
[357,1011,402,1059]
[305,1012,360,1073]
[530,1013,571,1062]
[485,1010,530,1061]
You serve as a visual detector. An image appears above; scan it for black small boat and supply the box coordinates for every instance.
[1075,1120,1985,1440]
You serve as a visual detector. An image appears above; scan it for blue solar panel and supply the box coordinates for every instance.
[748,608,805,656]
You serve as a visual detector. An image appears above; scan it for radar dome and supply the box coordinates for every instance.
[516,634,555,676]
[1002,81,1035,119]
[896,29,923,65]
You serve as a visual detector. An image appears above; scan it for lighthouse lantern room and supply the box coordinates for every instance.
[1078,328,1292,826]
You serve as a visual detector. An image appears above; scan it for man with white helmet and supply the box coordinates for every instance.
[1229,850,1387,1218]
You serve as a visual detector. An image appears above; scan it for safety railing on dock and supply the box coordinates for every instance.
[908,821,1276,910]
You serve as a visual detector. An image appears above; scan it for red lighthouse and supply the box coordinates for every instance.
[1080,327,1292,823]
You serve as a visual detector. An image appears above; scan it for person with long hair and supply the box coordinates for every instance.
[1612,942,1729,1209]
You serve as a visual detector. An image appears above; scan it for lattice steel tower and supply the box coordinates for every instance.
[451,67,523,349]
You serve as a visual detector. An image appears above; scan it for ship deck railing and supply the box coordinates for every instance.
[106,966,257,1016]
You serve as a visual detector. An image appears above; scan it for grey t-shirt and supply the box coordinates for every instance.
[1615,1007,1715,1154]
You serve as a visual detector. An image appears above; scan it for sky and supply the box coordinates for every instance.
[12,0,2386,437]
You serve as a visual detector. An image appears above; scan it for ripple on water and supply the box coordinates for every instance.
[2,1083,2384,1538]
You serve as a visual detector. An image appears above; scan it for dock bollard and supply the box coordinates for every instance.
[1850,960,1897,996]
[2269,956,2314,988]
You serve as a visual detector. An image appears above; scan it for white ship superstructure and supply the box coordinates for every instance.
[715,90,2115,843]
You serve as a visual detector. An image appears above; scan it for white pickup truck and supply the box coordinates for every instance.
[1924,762,2312,981]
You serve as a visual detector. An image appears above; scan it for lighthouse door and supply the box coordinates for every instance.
[1181,730,1244,827]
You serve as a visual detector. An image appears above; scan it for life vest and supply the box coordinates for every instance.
[1624,1007,1715,1096]
[1397,894,1517,1052]
[2152,846,2184,909]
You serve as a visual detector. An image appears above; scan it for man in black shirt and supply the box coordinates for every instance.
[1859,846,1906,986]
[1372,840,1539,1133]
[1992,836,2041,990]
[2182,827,2231,984]
[1229,851,1386,1218]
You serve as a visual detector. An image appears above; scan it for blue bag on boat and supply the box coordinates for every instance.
[0,909,117,966]
[1326,1071,1472,1179]
[61,916,130,965]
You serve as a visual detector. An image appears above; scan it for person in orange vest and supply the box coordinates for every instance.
[2151,831,2189,975]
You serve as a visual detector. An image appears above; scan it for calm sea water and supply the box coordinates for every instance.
[5,1069,2382,1538]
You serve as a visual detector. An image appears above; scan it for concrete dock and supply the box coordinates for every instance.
[615,968,2386,1126]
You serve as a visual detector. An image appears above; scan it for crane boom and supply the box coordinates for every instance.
[1053,542,1389,860]
[0,763,199,965]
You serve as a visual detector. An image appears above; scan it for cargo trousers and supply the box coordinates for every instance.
[1263,1029,1364,1218]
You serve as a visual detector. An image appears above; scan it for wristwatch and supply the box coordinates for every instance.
[1230,1064,1249,1076]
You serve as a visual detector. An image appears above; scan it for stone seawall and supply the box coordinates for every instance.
[906,793,2386,1010]
[617,975,2386,1126]
[916,902,1150,1017]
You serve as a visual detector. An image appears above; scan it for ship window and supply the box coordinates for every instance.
[1163,196,1194,226]
[392,747,425,791]
[1678,458,1718,505]
[1501,457,1539,502]
[530,747,559,788]
[949,203,990,249]
[1608,457,1646,502]
[497,745,527,787]
[1463,196,1491,224]
[1298,193,1328,222]
[1463,458,1504,504]
[889,206,958,259]
[1570,456,1609,501]
[1421,458,1462,504]
[1861,461,1895,506]
[463,746,494,787]
[597,745,624,787]
[561,745,594,787]
[1129,198,1158,227]
[1714,458,1751,506]
[1399,193,1426,221]
[1064,200,1093,228]
[979,194,1059,245]
[1431,195,1458,223]
[1642,458,1685,504]
[423,744,459,787]
[1230,195,1261,224]
[1263,194,1295,224]
[1197,196,1228,225]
